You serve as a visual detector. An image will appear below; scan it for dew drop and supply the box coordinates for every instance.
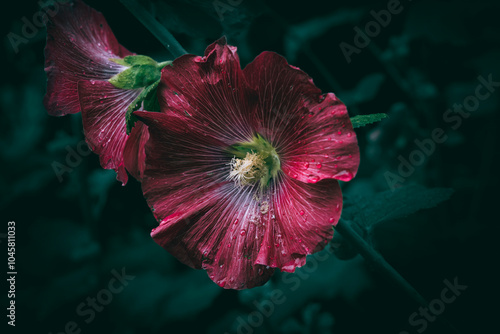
[307,175,320,183]
[335,204,341,212]
[234,219,239,225]
[304,162,309,169]
[299,210,305,216]
[347,132,352,137]
[337,131,342,135]
[240,229,246,236]
[316,163,322,169]
[329,217,335,223]
[336,170,354,181]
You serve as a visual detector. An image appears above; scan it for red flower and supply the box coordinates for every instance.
[135,38,360,289]
[43,0,154,184]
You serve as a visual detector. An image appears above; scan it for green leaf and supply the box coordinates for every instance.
[125,79,161,134]
[350,113,388,128]
[342,185,454,229]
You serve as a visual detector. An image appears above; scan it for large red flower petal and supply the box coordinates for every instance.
[281,93,360,183]
[44,0,133,116]
[242,52,359,183]
[158,37,258,144]
[255,176,342,272]
[78,80,142,185]
[242,51,321,146]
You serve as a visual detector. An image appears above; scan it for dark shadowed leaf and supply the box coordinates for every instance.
[342,184,454,229]
[350,113,388,128]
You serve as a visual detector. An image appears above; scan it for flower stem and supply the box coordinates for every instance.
[334,219,461,334]
[120,0,188,58]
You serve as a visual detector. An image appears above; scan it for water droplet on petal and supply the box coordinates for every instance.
[307,175,320,183]
[335,170,354,181]
[240,229,246,236]
[329,217,335,223]
[316,163,322,169]
[299,210,305,216]
[304,162,309,169]
[347,132,352,137]
[234,219,238,225]
[337,131,342,135]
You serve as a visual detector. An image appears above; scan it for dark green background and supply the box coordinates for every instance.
[2,0,499,333]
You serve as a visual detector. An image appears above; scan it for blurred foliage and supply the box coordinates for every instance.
[2,0,499,333]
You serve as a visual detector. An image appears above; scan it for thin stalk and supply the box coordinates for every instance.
[335,219,461,334]
[120,0,188,58]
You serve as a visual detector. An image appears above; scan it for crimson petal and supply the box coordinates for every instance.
[44,0,133,116]
[123,122,149,182]
[158,37,258,144]
[79,80,142,185]
[281,93,360,183]
[242,52,359,183]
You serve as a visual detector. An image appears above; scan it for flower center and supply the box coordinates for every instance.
[228,152,268,187]
[227,134,280,189]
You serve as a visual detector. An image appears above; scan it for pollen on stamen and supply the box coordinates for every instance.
[228,152,268,187]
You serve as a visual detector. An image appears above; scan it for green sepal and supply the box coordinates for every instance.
[109,64,161,89]
[109,56,172,90]
[350,113,388,128]
[125,79,161,134]
[110,55,158,67]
